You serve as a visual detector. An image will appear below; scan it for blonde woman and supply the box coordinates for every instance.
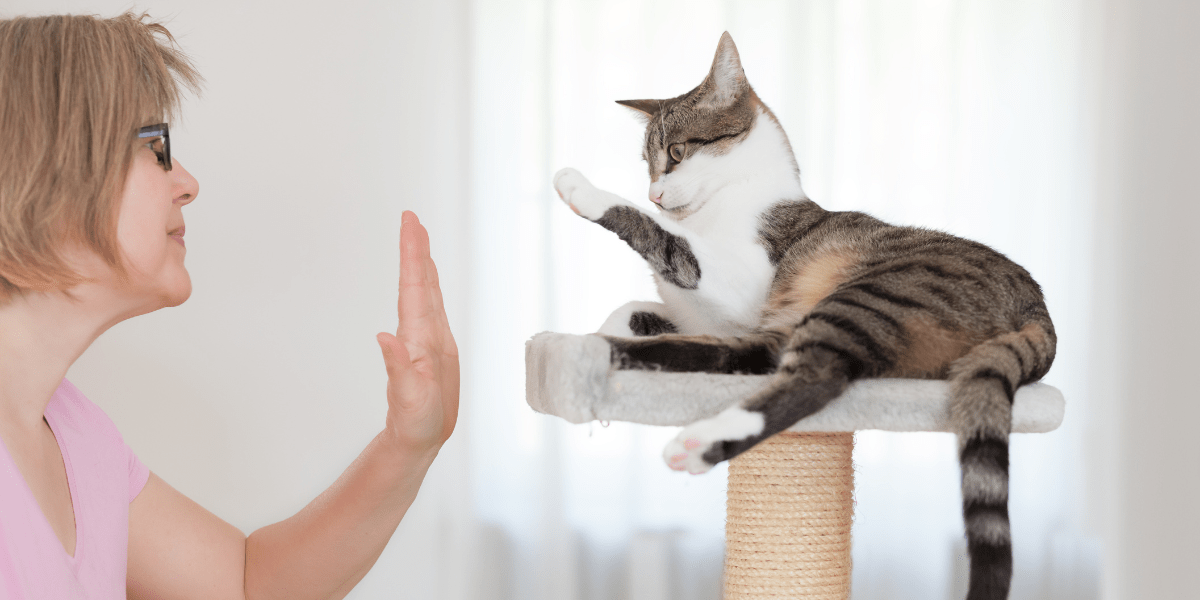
[0,13,459,599]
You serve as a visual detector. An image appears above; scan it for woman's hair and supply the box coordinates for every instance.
[0,12,202,301]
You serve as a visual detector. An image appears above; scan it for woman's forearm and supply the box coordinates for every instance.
[243,432,439,600]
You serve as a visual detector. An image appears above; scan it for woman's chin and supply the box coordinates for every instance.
[155,272,193,308]
[165,278,193,307]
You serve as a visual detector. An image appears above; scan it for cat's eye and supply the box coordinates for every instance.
[668,143,685,164]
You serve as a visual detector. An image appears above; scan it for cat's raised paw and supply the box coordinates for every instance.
[662,407,765,474]
[553,167,611,220]
[553,167,589,204]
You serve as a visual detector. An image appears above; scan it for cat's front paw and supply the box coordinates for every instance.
[553,167,610,220]
[663,407,765,474]
[597,301,674,337]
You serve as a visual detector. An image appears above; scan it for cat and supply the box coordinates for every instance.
[551,32,1055,600]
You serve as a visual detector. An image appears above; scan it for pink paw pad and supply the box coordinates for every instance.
[684,439,704,450]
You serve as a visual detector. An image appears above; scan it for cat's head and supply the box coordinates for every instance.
[618,32,799,219]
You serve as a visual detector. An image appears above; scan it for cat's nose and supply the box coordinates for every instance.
[649,182,665,204]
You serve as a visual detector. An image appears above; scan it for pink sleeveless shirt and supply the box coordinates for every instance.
[0,379,150,599]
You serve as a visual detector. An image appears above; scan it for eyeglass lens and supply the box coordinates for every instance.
[137,123,172,171]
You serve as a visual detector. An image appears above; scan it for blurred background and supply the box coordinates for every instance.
[4,0,1197,598]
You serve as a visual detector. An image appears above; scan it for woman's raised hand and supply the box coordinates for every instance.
[376,211,460,455]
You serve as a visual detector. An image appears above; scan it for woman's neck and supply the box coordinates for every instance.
[0,287,128,434]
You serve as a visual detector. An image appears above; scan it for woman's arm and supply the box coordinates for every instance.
[127,211,459,600]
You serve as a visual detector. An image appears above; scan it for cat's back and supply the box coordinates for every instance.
[756,200,1050,351]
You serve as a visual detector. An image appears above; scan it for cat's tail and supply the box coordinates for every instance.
[948,315,1055,600]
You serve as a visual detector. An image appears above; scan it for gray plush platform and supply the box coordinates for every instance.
[526,332,1065,433]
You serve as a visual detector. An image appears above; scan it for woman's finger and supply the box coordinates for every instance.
[398,212,436,336]
[377,331,430,406]
[421,233,451,358]
[440,351,460,438]
[376,332,411,385]
[425,255,458,355]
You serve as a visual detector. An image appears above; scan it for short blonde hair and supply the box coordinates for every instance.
[0,12,202,301]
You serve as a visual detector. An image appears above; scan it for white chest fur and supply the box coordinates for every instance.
[657,238,772,336]
[655,116,804,336]
[657,188,780,337]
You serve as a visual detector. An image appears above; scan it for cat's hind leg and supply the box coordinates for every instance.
[662,342,854,473]
[663,298,896,473]
[598,301,678,337]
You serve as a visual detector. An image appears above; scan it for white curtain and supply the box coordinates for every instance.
[467,1,1098,599]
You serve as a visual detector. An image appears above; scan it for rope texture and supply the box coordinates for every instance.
[724,432,854,599]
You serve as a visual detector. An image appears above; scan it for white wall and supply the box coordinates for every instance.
[1092,1,1200,598]
[1,1,473,598]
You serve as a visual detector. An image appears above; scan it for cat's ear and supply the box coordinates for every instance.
[698,32,748,109]
[616,99,663,119]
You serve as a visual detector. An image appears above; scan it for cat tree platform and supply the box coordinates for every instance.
[525,332,1065,599]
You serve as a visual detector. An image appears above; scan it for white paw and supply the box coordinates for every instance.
[662,407,765,474]
[553,167,612,220]
[597,301,669,336]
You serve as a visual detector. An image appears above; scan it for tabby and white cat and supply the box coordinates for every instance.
[552,32,1055,600]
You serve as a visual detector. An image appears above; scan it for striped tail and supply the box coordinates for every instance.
[947,318,1055,600]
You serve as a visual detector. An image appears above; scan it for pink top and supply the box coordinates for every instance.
[0,379,150,599]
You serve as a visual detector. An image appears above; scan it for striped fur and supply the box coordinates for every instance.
[554,32,1056,600]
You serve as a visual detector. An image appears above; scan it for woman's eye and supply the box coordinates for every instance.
[145,139,165,164]
[668,143,685,163]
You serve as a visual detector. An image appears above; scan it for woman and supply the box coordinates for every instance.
[0,12,459,599]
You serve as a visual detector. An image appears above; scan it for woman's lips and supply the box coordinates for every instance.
[169,226,185,247]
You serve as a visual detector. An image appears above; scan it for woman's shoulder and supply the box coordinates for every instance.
[44,379,124,445]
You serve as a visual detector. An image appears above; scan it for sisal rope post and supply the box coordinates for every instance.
[724,432,854,600]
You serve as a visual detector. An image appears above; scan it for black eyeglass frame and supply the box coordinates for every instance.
[137,123,171,171]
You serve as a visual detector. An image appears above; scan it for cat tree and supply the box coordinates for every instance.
[526,332,1064,599]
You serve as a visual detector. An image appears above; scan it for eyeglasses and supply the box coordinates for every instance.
[137,123,171,171]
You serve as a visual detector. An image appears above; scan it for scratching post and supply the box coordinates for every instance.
[725,432,854,599]
[525,332,1064,598]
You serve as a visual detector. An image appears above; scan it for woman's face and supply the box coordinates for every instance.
[107,134,199,311]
